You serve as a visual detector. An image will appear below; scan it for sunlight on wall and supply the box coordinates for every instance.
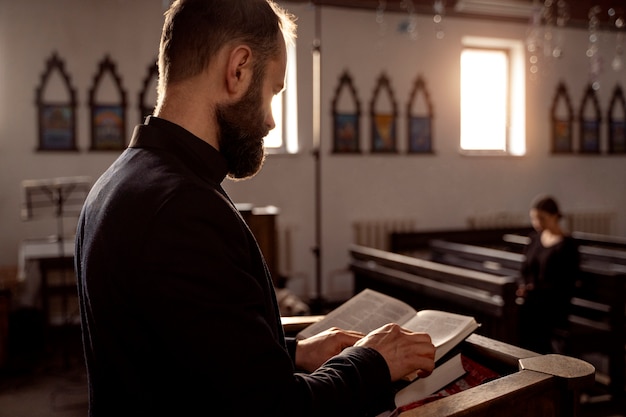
[461,48,508,151]
[265,41,298,154]
[460,36,526,156]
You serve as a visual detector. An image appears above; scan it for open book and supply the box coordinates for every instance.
[297,288,479,363]
[297,289,480,409]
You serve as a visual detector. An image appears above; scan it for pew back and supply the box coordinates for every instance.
[423,238,626,398]
[349,244,520,344]
[391,226,535,255]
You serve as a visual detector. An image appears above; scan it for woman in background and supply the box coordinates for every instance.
[517,195,580,353]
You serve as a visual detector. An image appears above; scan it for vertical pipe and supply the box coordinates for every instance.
[311,4,323,313]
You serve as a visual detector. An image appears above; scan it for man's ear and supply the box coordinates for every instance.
[226,45,253,96]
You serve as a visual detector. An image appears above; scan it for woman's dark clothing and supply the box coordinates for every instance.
[75,116,393,417]
[519,231,580,353]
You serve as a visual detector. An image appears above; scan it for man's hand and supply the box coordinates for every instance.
[295,327,364,372]
[355,323,435,381]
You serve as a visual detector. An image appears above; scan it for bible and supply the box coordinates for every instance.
[296,288,480,410]
[297,288,479,362]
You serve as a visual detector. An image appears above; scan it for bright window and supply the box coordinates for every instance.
[265,42,298,154]
[460,37,525,156]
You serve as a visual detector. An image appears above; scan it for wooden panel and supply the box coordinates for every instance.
[399,334,595,417]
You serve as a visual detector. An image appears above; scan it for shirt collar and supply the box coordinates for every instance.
[129,116,229,185]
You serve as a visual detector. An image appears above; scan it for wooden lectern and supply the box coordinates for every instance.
[397,333,594,417]
[282,317,595,417]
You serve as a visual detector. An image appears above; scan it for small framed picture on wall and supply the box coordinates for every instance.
[331,71,361,153]
[369,73,397,153]
[91,104,126,150]
[407,75,434,154]
[608,84,626,154]
[552,119,572,153]
[580,119,600,153]
[35,52,78,151]
[371,113,396,152]
[550,82,573,154]
[333,113,360,153]
[577,84,601,154]
[609,120,626,153]
[39,104,76,150]
[408,116,432,153]
[88,55,127,151]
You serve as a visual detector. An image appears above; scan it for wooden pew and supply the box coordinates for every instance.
[429,239,523,277]
[571,231,626,250]
[579,245,626,267]
[349,244,521,345]
[390,226,535,255]
[422,239,626,399]
[503,231,626,258]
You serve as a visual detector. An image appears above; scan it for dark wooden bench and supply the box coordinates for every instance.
[390,226,535,256]
[429,239,523,277]
[503,232,626,257]
[349,244,521,345]
[572,231,626,250]
[421,239,626,399]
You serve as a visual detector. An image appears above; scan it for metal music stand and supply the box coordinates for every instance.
[20,176,91,367]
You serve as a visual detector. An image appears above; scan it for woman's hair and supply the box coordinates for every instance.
[157,0,296,97]
[531,195,562,218]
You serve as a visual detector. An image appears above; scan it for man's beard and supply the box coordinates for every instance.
[216,73,269,180]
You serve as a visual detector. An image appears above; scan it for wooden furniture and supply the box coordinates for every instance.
[0,289,9,368]
[0,266,18,369]
[399,333,594,417]
[429,238,522,276]
[282,315,595,417]
[281,315,324,337]
[18,237,76,308]
[415,238,626,399]
[38,256,78,329]
[503,231,626,254]
[390,226,535,256]
[349,245,521,345]
[237,204,281,287]
[571,231,626,250]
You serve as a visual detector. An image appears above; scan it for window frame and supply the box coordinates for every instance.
[264,41,298,155]
[460,36,526,156]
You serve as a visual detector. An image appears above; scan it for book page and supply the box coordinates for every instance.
[402,310,478,361]
[297,289,418,339]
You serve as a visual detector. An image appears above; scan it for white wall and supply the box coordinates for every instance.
[1,1,625,303]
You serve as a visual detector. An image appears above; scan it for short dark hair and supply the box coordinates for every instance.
[157,0,296,93]
[532,195,562,218]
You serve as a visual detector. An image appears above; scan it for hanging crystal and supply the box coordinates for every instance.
[526,0,544,80]
[609,7,624,72]
[542,0,554,60]
[376,0,387,39]
[552,0,569,59]
[398,0,418,41]
[527,0,569,80]
[433,0,446,40]
[587,5,602,90]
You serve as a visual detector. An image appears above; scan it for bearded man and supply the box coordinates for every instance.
[75,1,435,416]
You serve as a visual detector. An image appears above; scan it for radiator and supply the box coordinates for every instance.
[564,211,615,235]
[466,212,528,229]
[352,218,417,250]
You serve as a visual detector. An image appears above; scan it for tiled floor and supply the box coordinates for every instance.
[0,326,87,417]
